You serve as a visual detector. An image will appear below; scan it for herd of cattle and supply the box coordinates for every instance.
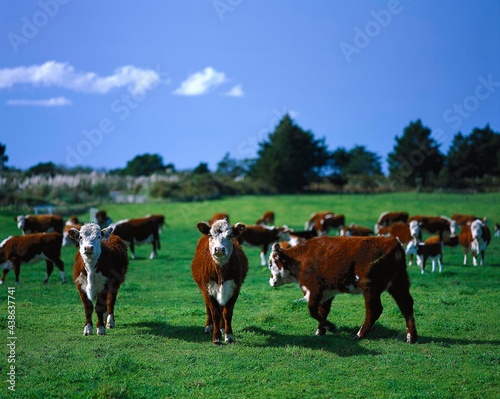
[0,209,498,344]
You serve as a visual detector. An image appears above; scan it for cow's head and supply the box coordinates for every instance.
[449,219,458,235]
[268,243,299,287]
[197,220,245,266]
[15,215,26,230]
[470,219,483,240]
[409,220,421,237]
[405,238,420,256]
[68,223,113,267]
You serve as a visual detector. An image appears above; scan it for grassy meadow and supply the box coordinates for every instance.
[1,192,499,399]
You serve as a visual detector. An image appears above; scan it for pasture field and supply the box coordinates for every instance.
[1,192,499,399]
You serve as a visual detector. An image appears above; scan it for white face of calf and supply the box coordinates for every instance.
[409,220,420,237]
[197,220,245,266]
[268,243,297,287]
[470,219,483,240]
[69,223,113,267]
[16,216,25,230]
[405,239,419,256]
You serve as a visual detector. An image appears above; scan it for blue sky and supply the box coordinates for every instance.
[1,0,499,172]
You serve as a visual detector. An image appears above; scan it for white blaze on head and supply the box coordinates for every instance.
[197,220,245,266]
[470,219,483,240]
[450,220,458,235]
[409,220,420,237]
[69,223,113,267]
[405,239,419,256]
[16,215,26,230]
[268,243,297,287]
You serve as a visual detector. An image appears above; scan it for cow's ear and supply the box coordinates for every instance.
[232,223,246,238]
[272,242,282,254]
[101,227,113,240]
[68,228,80,241]
[197,222,211,236]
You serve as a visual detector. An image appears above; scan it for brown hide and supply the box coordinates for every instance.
[341,224,374,236]
[0,232,65,284]
[191,228,248,344]
[459,222,491,265]
[408,215,451,240]
[269,236,417,343]
[377,211,409,227]
[16,214,64,235]
[209,213,230,225]
[111,218,160,259]
[256,211,275,225]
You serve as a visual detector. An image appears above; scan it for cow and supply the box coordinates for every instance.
[405,237,443,274]
[69,224,128,336]
[268,236,417,343]
[256,211,275,226]
[458,219,491,266]
[377,222,414,265]
[95,210,112,229]
[495,223,500,238]
[238,225,290,265]
[305,212,345,236]
[146,214,167,233]
[375,211,409,233]
[340,223,374,237]
[111,218,160,259]
[63,216,83,247]
[191,219,248,345]
[450,214,486,235]
[209,213,230,225]
[15,214,63,235]
[287,229,318,246]
[408,216,452,241]
[0,232,66,285]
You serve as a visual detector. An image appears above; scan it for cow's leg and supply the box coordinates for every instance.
[78,287,94,335]
[149,236,158,260]
[222,291,240,343]
[420,256,426,274]
[308,293,336,336]
[12,261,21,285]
[356,291,383,340]
[43,260,54,284]
[0,265,10,284]
[388,284,417,343]
[204,303,213,334]
[260,245,268,266]
[105,287,119,329]
[204,293,223,344]
[316,297,336,335]
[437,256,442,273]
[53,257,67,283]
[129,241,136,260]
[95,288,108,335]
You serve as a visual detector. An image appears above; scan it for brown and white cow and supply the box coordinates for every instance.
[340,223,374,237]
[375,211,409,233]
[377,222,412,244]
[69,223,129,336]
[450,214,486,235]
[95,210,112,229]
[268,236,417,343]
[305,211,345,236]
[238,225,290,265]
[15,214,64,235]
[0,232,66,285]
[256,211,275,226]
[209,213,230,225]
[111,217,160,259]
[408,215,452,241]
[191,220,248,345]
[63,216,83,247]
[458,219,491,266]
[145,214,167,234]
[405,237,443,274]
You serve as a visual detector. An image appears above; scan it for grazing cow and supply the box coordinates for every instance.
[63,216,83,247]
[375,211,409,233]
[408,216,452,241]
[15,214,63,235]
[287,229,318,246]
[0,232,66,285]
[209,213,230,225]
[238,225,290,265]
[191,220,248,344]
[95,210,112,229]
[111,218,160,259]
[69,224,128,336]
[458,219,491,266]
[405,237,443,274]
[306,212,345,236]
[256,211,275,226]
[340,223,374,237]
[268,236,417,343]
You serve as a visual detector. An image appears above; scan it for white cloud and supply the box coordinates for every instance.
[0,61,161,95]
[173,67,226,96]
[226,84,244,97]
[6,96,72,107]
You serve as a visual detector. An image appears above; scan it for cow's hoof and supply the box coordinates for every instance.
[204,324,214,334]
[225,334,235,343]
[315,328,326,336]
[213,339,223,345]
[97,326,106,335]
[83,324,93,336]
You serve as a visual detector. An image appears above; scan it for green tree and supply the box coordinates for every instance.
[216,152,248,178]
[331,145,382,176]
[387,119,444,186]
[0,143,9,171]
[26,162,61,176]
[121,153,166,176]
[249,114,330,193]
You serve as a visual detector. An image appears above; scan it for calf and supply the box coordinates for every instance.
[268,236,417,343]
[0,232,66,285]
[191,220,248,344]
[306,211,345,236]
[405,237,443,274]
[69,223,128,336]
[111,218,160,259]
[256,211,275,226]
[459,219,491,266]
[63,216,83,247]
[375,211,409,233]
[209,213,230,225]
[408,216,452,241]
[238,225,290,265]
[340,223,374,237]
[15,214,63,235]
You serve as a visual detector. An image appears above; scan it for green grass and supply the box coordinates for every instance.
[1,193,499,398]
